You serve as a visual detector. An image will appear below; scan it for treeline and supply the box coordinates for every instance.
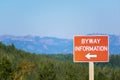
[0,42,120,80]
[44,54,120,68]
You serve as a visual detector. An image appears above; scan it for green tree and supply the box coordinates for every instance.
[96,71,108,80]
[0,56,13,80]
[111,70,120,80]
[39,61,56,80]
[11,60,35,80]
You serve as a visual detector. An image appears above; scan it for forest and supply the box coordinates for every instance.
[0,42,120,80]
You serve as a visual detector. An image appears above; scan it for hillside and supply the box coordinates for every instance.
[0,42,120,80]
[0,35,72,54]
[0,34,120,54]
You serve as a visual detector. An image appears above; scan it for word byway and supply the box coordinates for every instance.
[81,38,101,44]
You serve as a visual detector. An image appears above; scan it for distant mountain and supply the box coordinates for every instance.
[109,35,120,54]
[0,34,120,54]
[0,35,73,54]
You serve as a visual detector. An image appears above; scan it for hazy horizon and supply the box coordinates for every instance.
[0,33,119,40]
[0,0,120,39]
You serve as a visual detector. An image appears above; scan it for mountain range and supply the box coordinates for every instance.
[0,34,120,54]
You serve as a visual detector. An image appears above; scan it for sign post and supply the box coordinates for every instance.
[73,35,109,80]
[89,62,94,80]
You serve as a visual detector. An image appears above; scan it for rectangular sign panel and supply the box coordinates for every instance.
[74,35,109,62]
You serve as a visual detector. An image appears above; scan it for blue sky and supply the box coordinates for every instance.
[0,0,120,39]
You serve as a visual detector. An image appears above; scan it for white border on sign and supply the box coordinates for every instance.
[73,35,109,63]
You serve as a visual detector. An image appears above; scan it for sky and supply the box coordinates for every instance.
[0,0,120,39]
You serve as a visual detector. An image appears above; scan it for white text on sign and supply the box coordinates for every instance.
[81,38,101,44]
[75,46,108,51]
[75,38,108,52]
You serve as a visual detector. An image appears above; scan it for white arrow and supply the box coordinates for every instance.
[85,53,97,59]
